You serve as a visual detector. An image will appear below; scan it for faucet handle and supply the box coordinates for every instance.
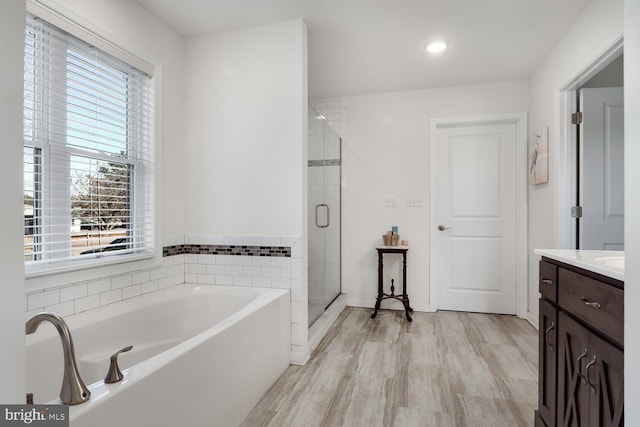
[104,345,133,384]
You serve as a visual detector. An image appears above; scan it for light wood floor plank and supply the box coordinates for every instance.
[240,307,538,427]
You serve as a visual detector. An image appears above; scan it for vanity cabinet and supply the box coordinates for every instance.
[535,257,624,427]
[538,298,558,425]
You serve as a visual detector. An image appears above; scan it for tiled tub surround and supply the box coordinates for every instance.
[25,255,185,320]
[179,236,307,364]
[25,234,307,364]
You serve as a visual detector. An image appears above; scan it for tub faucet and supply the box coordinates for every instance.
[25,312,91,405]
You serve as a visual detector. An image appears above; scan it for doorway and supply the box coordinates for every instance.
[576,55,624,250]
[429,114,528,317]
[556,41,624,250]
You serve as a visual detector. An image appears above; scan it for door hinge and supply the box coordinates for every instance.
[571,206,583,218]
[571,112,583,125]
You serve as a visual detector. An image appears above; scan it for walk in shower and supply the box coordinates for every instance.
[308,105,341,327]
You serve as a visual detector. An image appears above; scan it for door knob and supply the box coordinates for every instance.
[438,225,451,231]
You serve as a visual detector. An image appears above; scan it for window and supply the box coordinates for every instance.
[24,15,154,274]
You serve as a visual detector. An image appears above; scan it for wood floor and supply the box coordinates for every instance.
[241,307,538,427]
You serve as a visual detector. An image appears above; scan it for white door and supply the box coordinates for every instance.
[580,87,624,250]
[432,121,518,314]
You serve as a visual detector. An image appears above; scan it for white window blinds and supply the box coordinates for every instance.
[24,14,154,274]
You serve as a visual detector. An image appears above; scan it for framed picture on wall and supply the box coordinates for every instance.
[529,127,549,185]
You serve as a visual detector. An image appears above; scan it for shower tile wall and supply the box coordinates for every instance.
[307,168,340,314]
[308,116,324,315]
[307,167,330,311]
[310,97,347,145]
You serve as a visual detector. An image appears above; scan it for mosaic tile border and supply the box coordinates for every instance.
[307,159,341,167]
[163,244,291,258]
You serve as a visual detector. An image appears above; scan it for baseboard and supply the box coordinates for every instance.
[346,298,434,313]
[527,311,539,329]
[348,298,537,325]
[290,346,310,366]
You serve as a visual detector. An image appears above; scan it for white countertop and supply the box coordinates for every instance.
[534,249,624,281]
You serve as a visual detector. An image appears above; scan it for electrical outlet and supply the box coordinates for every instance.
[384,196,398,207]
[405,196,424,207]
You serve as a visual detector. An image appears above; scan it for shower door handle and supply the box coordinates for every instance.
[323,205,330,228]
[315,204,330,228]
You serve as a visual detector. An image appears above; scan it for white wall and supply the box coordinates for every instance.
[0,1,27,403]
[342,81,529,312]
[624,0,640,423]
[183,20,310,363]
[527,0,623,321]
[184,20,307,237]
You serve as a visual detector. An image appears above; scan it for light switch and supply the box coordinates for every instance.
[384,195,398,207]
[405,196,424,207]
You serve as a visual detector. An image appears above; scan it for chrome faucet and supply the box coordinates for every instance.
[25,312,91,405]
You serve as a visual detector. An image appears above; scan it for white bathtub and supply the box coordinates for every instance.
[26,284,291,427]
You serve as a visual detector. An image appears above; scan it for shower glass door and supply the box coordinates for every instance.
[308,105,341,327]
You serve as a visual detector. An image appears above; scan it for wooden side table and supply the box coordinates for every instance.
[371,246,413,322]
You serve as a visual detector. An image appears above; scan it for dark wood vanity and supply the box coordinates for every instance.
[535,256,624,427]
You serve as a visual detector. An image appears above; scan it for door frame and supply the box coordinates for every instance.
[555,37,623,249]
[429,113,528,318]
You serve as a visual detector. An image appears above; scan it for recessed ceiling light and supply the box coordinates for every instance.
[425,40,448,54]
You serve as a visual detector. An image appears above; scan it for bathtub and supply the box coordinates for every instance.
[26,284,291,427]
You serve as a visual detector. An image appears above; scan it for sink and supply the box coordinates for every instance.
[595,256,625,270]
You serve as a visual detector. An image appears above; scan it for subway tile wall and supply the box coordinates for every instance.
[309,97,346,156]
[181,235,304,354]
[25,233,305,359]
[25,234,188,321]
[25,253,185,321]
[182,235,300,292]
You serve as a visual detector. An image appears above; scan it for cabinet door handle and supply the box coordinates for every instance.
[585,355,597,395]
[545,322,555,352]
[580,297,601,309]
[577,348,588,384]
[541,278,553,286]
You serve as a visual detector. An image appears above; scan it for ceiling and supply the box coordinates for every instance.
[134,0,592,98]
